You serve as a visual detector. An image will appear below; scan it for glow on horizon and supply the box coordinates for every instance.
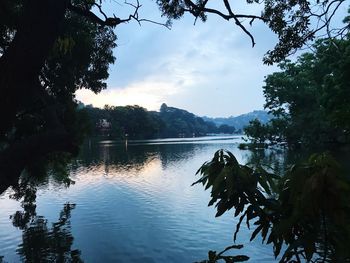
[75,79,182,111]
[76,0,284,117]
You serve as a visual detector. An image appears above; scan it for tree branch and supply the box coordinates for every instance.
[223,0,256,47]
[68,0,170,29]
[68,2,129,27]
[183,0,266,47]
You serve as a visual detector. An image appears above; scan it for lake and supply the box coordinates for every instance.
[0,136,283,262]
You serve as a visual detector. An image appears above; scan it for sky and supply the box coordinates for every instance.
[75,1,291,117]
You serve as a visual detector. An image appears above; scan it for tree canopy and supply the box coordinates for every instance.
[83,103,233,139]
[244,35,350,147]
[0,0,117,188]
[194,150,350,262]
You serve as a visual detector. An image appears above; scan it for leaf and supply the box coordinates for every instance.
[273,239,283,258]
[234,211,247,242]
[226,168,236,197]
[279,240,303,263]
[217,244,244,257]
[215,201,228,217]
[212,167,229,194]
[234,199,246,217]
[303,239,315,261]
[191,175,208,186]
[266,231,275,245]
[258,174,271,195]
[208,197,217,207]
[250,225,263,241]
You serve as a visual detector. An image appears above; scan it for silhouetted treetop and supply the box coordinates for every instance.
[160,103,168,112]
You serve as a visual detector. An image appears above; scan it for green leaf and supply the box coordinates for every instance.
[250,225,263,241]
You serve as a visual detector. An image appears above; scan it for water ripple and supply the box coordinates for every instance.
[0,140,276,262]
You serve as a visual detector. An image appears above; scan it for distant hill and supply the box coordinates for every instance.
[82,102,267,139]
[202,110,272,131]
[83,103,236,139]
[157,103,219,137]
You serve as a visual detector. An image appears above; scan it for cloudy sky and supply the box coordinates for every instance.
[76,0,282,117]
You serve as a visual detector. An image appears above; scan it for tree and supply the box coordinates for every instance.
[194,150,350,262]
[262,36,350,146]
[243,118,269,144]
[0,0,119,190]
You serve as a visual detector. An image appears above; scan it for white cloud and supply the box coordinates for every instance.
[75,78,183,111]
[87,0,281,117]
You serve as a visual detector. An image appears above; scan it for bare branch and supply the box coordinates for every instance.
[93,2,108,20]
[126,0,170,29]
[69,0,170,29]
[68,2,128,27]
[183,0,266,47]
[184,0,231,20]
[303,0,345,44]
[138,19,171,29]
[223,0,256,47]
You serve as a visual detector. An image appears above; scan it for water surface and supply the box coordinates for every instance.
[0,136,279,262]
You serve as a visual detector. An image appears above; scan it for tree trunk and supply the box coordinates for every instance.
[0,0,68,136]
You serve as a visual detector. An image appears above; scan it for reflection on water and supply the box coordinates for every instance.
[0,170,82,263]
[78,138,203,170]
[16,203,82,263]
[0,136,304,262]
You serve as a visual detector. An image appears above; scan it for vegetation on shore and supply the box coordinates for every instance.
[195,150,350,262]
[203,29,350,263]
[83,103,236,139]
[243,35,350,149]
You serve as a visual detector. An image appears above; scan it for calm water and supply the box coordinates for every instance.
[0,136,282,262]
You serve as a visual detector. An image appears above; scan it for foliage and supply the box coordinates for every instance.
[244,35,350,147]
[203,111,272,132]
[194,150,350,262]
[83,103,234,139]
[83,104,163,139]
[1,0,116,138]
[0,1,117,181]
[159,103,226,137]
[0,0,21,55]
[243,119,269,144]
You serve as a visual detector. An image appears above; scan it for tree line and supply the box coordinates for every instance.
[83,103,236,139]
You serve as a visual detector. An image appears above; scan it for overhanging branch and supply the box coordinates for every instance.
[68,0,170,29]
[68,2,127,27]
[183,0,266,47]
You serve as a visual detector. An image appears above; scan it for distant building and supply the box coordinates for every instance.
[96,119,112,130]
